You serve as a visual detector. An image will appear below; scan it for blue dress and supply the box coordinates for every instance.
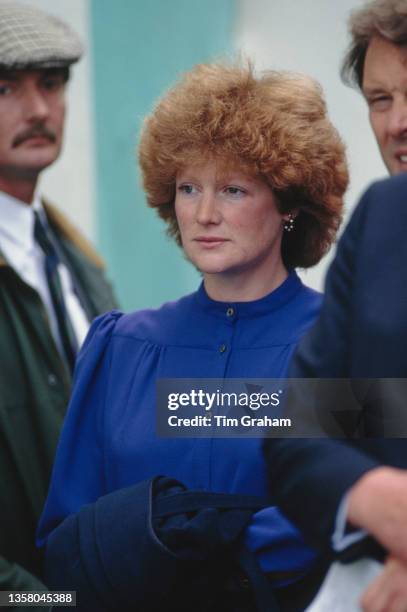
[38,271,321,582]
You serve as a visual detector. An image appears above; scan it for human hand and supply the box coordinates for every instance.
[360,556,407,612]
[347,467,407,563]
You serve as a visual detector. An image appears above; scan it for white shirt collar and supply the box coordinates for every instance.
[0,190,91,351]
[0,191,44,257]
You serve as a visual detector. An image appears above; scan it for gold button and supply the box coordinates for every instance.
[226,307,234,317]
[219,344,227,353]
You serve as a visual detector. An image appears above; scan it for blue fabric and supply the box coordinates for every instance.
[38,271,321,581]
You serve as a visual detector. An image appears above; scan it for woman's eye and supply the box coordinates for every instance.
[178,184,197,195]
[224,186,245,198]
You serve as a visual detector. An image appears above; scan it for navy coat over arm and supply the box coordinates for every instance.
[264,174,407,550]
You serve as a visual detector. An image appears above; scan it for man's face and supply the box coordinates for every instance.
[0,69,66,179]
[363,36,407,175]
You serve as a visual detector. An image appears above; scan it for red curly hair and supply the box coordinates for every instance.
[139,63,349,268]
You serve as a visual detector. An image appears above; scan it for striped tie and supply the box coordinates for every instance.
[34,211,78,373]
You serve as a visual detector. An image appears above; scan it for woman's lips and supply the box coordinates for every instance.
[194,237,229,248]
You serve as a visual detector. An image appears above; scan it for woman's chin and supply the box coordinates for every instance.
[198,265,229,276]
[187,254,234,276]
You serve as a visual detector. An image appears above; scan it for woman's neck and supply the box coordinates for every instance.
[203,262,289,302]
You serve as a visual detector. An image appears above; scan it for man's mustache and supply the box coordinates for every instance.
[12,125,57,147]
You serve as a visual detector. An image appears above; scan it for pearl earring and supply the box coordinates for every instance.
[284,214,295,233]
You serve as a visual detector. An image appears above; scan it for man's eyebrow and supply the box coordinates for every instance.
[362,85,388,96]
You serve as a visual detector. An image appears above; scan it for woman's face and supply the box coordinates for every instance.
[175,160,287,290]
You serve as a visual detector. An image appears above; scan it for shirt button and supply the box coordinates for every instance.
[219,344,227,353]
[47,373,58,386]
[226,307,234,317]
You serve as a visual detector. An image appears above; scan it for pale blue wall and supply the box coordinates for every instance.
[90,0,236,310]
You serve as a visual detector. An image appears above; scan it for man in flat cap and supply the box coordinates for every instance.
[0,1,117,595]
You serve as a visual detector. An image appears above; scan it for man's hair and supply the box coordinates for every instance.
[139,62,348,269]
[341,0,407,89]
[0,66,70,82]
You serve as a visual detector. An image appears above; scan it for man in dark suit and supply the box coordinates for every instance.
[263,126,407,612]
[264,1,407,607]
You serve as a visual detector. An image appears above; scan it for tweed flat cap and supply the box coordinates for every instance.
[0,1,83,69]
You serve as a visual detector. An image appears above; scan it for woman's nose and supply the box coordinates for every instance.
[196,192,221,225]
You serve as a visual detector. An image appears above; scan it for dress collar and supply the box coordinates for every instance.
[195,270,303,319]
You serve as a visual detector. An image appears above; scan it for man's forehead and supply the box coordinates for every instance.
[362,37,407,92]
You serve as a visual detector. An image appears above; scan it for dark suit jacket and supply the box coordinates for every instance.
[264,174,407,550]
[44,476,275,611]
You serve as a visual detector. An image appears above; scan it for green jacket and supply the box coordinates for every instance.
[0,202,118,594]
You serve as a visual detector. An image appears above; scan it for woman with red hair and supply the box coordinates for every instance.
[39,62,348,611]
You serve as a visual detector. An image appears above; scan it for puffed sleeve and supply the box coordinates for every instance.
[36,313,192,611]
[37,310,123,544]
